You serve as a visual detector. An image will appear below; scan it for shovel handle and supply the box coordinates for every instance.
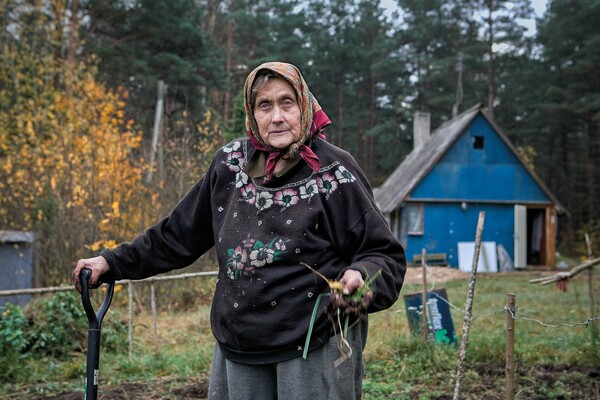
[80,268,114,400]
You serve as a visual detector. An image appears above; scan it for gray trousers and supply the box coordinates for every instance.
[207,319,368,400]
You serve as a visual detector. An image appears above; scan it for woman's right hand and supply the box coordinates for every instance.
[73,256,111,293]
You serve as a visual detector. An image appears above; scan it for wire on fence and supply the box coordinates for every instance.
[505,307,600,329]
[2,269,598,330]
[413,287,599,330]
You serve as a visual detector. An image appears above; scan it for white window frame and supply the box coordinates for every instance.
[406,203,424,235]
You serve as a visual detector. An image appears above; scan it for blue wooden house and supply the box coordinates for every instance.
[374,104,566,270]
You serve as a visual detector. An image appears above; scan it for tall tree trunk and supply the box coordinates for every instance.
[50,0,65,89]
[205,0,218,35]
[223,19,234,123]
[357,122,365,167]
[68,0,79,69]
[147,80,166,184]
[337,77,344,148]
[560,121,574,253]
[587,115,600,222]
[367,64,375,177]
[486,5,495,118]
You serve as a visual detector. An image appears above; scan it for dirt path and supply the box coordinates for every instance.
[403,265,470,285]
[36,364,600,400]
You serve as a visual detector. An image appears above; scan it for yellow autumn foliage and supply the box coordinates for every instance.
[0,2,224,285]
[0,63,146,283]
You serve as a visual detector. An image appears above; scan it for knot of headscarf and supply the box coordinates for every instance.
[244,62,331,182]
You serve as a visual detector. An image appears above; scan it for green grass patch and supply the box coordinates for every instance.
[1,271,598,399]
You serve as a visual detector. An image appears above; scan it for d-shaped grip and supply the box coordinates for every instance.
[80,268,114,330]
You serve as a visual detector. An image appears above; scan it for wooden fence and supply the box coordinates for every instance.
[0,270,219,359]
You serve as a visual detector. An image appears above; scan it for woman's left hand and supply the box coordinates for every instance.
[330,269,373,313]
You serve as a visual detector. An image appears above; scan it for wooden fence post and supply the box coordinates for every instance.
[506,293,516,400]
[585,233,598,345]
[128,281,134,358]
[422,248,429,342]
[150,282,158,348]
[453,211,485,400]
[588,268,598,345]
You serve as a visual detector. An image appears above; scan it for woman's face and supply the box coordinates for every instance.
[253,77,302,150]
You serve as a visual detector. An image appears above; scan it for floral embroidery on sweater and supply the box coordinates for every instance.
[226,236,289,280]
[221,140,357,214]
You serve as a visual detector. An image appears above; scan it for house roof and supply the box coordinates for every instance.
[374,104,567,215]
[0,230,36,243]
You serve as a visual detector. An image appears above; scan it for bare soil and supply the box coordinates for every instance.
[403,265,470,285]
[27,377,210,400]
[403,265,569,286]
[31,364,600,399]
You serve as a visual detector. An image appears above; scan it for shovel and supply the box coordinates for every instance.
[80,268,115,400]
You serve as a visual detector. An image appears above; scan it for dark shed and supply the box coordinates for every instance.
[0,230,37,306]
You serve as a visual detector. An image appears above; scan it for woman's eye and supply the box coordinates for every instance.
[258,102,271,110]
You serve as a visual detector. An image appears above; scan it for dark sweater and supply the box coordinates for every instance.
[101,137,406,364]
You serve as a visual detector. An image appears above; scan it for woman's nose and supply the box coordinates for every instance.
[272,106,284,122]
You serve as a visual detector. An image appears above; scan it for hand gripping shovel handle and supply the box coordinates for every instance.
[80,269,115,400]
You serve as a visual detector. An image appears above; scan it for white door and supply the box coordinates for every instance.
[514,205,527,268]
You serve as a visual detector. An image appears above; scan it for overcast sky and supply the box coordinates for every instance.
[380,0,548,36]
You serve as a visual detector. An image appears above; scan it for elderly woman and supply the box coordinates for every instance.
[73,62,406,400]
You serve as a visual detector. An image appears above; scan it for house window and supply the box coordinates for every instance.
[406,203,424,235]
[473,135,484,149]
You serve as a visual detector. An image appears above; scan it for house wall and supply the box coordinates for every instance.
[398,202,515,268]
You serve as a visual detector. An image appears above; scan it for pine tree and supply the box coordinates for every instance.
[467,0,534,117]
[81,0,224,133]
[536,0,600,239]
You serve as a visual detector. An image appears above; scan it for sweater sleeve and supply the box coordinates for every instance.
[342,208,407,312]
[101,159,217,281]
[329,151,407,313]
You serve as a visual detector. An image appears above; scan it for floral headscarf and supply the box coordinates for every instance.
[243,62,331,182]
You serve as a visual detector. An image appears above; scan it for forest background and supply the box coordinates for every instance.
[1,0,599,286]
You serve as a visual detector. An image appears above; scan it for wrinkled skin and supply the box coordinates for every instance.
[73,255,110,293]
